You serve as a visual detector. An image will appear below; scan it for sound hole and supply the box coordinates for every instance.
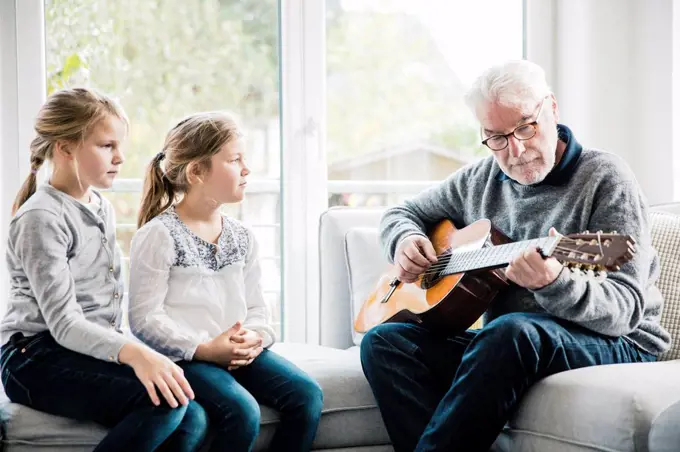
[421,273,441,290]
[421,249,452,290]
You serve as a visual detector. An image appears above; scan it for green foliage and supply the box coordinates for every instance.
[46,0,482,177]
[47,52,87,94]
[46,0,279,179]
[324,6,481,163]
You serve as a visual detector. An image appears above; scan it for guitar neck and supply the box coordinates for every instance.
[441,236,560,275]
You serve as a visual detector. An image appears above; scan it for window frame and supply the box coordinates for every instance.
[2,0,532,341]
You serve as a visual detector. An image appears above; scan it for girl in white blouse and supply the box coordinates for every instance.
[128,111,323,452]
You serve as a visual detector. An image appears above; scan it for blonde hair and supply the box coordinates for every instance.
[137,111,242,228]
[12,87,128,215]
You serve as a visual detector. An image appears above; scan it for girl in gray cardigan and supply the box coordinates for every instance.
[0,88,205,451]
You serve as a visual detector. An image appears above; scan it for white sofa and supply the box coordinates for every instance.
[1,203,679,451]
[319,204,680,452]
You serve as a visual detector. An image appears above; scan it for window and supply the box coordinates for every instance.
[44,0,283,336]
[6,0,525,341]
[325,0,524,206]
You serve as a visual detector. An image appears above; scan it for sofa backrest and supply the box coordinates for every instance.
[319,205,680,356]
[318,207,384,349]
[650,204,680,360]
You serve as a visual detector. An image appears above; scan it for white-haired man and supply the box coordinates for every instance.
[360,60,671,451]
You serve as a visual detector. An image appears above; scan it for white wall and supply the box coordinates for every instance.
[0,1,21,316]
[528,0,676,205]
[0,1,45,316]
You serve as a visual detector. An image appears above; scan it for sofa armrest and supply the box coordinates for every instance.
[649,398,680,452]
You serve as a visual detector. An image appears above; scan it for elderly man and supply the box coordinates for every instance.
[360,60,671,452]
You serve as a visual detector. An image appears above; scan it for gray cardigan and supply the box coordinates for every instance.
[1,185,132,362]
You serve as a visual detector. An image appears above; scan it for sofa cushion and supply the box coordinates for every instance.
[345,228,387,346]
[0,343,389,451]
[649,210,680,360]
[495,360,680,451]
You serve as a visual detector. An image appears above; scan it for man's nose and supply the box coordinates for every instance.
[507,135,525,159]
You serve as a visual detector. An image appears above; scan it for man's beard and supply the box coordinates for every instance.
[509,154,553,185]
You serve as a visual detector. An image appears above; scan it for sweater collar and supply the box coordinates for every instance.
[495,124,583,186]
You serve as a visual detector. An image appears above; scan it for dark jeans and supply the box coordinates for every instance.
[0,332,207,452]
[179,348,324,452]
[360,312,656,452]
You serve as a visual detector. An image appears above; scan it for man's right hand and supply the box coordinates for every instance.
[394,235,438,283]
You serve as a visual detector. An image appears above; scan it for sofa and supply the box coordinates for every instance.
[1,203,679,451]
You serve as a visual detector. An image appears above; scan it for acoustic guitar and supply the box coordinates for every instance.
[354,219,636,336]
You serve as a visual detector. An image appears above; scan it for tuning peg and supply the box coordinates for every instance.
[569,266,584,281]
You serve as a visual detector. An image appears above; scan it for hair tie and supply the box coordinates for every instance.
[155,152,166,163]
[30,168,38,175]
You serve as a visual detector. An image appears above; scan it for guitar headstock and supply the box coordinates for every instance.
[550,231,636,282]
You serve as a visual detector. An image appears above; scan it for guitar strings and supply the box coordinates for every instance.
[417,237,604,277]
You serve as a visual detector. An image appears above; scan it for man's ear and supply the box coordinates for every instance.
[550,93,560,123]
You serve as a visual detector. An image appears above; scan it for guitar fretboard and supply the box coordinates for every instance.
[441,237,559,276]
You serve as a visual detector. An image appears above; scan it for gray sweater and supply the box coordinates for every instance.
[380,125,671,356]
[1,185,132,362]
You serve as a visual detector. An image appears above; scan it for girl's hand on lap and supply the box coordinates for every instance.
[194,321,259,369]
[119,342,194,408]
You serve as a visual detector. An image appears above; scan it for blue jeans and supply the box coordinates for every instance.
[0,332,207,452]
[179,348,323,452]
[360,312,656,452]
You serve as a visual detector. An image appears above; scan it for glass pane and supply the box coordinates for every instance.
[45,0,282,338]
[328,192,415,208]
[326,0,523,182]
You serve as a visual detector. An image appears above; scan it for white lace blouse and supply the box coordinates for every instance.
[128,208,276,362]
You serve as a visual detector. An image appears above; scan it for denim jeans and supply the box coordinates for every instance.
[360,312,656,452]
[0,332,207,452]
[179,348,324,452]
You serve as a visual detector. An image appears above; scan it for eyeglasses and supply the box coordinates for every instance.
[481,96,548,151]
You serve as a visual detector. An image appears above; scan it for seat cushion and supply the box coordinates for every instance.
[494,360,680,452]
[0,343,389,451]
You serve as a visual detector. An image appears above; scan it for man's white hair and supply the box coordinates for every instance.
[464,60,552,112]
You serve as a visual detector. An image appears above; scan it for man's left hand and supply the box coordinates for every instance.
[505,227,564,290]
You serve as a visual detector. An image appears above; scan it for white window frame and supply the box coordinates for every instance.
[2,0,538,341]
[1,0,328,342]
[280,0,327,343]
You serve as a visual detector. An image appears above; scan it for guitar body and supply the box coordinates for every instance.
[354,219,511,336]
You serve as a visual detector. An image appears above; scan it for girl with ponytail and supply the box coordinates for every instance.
[129,111,323,451]
[1,88,206,451]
